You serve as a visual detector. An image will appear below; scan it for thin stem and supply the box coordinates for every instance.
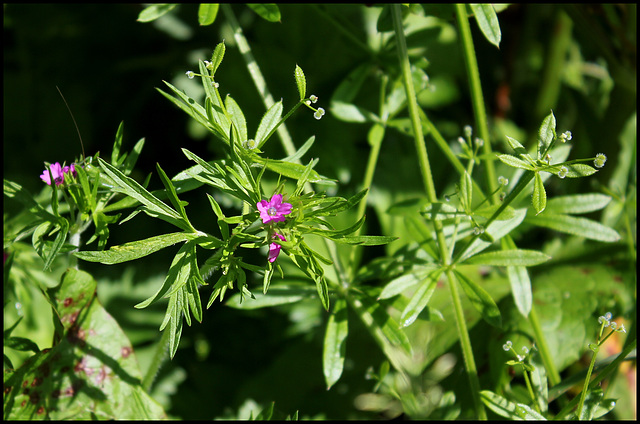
[576,343,598,418]
[221,4,297,156]
[392,4,486,419]
[528,305,561,386]
[454,4,497,203]
[142,327,170,393]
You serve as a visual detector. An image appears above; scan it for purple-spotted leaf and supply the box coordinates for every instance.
[3,269,165,420]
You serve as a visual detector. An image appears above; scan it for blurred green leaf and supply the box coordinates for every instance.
[454,270,502,328]
[544,193,611,214]
[323,298,348,389]
[3,269,166,419]
[526,214,621,242]
[463,249,551,267]
[198,4,219,26]
[247,4,281,22]
[400,269,442,327]
[137,4,178,22]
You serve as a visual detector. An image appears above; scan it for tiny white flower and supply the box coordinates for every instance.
[558,166,568,179]
[186,71,195,79]
[309,94,318,103]
[594,153,607,168]
[314,107,325,120]
[464,125,473,138]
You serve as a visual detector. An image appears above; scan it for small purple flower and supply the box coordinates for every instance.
[40,162,65,186]
[269,233,286,263]
[257,194,292,224]
[63,163,77,178]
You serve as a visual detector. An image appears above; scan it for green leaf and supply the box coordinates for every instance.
[247,4,281,22]
[3,269,166,419]
[331,235,398,246]
[529,350,548,414]
[281,135,315,163]
[111,121,124,165]
[497,154,535,170]
[526,214,621,242]
[137,3,177,22]
[470,4,501,48]
[294,64,306,100]
[463,249,551,267]
[156,163,193,230]
[209,41,226,76]
[460,170,472,213]
[97,158,190,231]
[400,270,442,327]
[454,270,502,328]
[252,156,336,185]
[379,267,438,299]
[255,100,283,148]
[545,193,612,214]
[323,298,348,390]
[544,163,598,178]
[538,111,556,159]
[122,137,146,176]
[3,179,59,223]
[225,95,247,144]
[480,390,546,420]
[198,3,219,26]
[501,237,532,318]
[532,171,546,215]
[75,232,202,264]
[505,135,530,159]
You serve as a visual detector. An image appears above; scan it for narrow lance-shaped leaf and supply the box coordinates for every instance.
[463,249,551,267]
[323,298,348,390]
[501,237,532,318]
[454,270,502,328]
[294,64,306,100]
[255,100,283,149]
[74,232,201,265]
[400,270,442,328]
[470,4,501,48]
[544,193,612,215]
[532,171,546,215]
[527,214,621,242]
[538,111,556,159]
[209,41,226,76]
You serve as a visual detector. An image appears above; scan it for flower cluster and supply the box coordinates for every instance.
[40,162,78,186]
[257,194,292,263]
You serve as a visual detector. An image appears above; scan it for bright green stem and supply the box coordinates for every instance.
[523,369,541,414]
[142,326,170,393]
[455,4,497,203]
[221,4,297,156]
[528,305,561,386]
[392,5,486,419]
[576,343,598,418]
[446,269,487,419]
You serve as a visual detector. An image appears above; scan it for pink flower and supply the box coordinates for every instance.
[63,163,77,177]
[40,162,65,186]
[257,194,292,224]
[269,233,286,263]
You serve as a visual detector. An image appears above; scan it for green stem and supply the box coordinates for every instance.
[528,305,561,386]
[455,4,497,203]
[392,5,486,419]
[142,326,171,393]
[576,343,598,419]
[221,4,297,156]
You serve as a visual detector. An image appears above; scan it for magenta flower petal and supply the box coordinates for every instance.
[40,162,65,186]
[257,194,293,224]
[268,233,286,263]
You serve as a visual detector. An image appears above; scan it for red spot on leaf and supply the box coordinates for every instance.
[37,406,45,415]
[121,346,132,358]
[63,297,73,307]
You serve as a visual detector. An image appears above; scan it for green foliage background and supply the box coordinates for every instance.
[4,4,635,419]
